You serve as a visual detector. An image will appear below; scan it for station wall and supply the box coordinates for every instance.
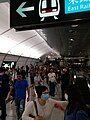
[0,53,39,68]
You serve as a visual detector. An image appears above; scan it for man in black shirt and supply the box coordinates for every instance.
[0,68,10,120]
[61,68,70,100]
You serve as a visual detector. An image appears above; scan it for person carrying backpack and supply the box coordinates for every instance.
[64,84,90,120]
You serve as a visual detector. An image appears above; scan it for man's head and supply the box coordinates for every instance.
[63,68,67,73]
[36,86,49,99]
[17,72,22,80]
[50,69,53,73]
[0,67,4,74]
[35,72,38,76]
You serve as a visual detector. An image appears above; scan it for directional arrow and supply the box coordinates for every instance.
[16,2,34,17]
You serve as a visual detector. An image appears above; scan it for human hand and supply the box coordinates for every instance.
[6,95,9,101]
[6,92,11,101]
[34,116,42,120]
[27,97,30,102]
[54,103,64,111]
[32,89,36,97]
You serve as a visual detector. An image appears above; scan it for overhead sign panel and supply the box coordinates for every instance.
[10,0,62,29]
[10,0,90,30]
[65,0,90,14]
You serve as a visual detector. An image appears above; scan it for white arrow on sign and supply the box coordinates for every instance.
[16,2,34,17]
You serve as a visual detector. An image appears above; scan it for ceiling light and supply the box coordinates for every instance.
[88,83,90,89]
[70,38,74,41]
[71,25,78,27]
[69,29,76,33]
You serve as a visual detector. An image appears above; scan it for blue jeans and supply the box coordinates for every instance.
[15,99,25,119]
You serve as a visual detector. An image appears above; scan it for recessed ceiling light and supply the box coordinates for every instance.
[70,38,74,41]
[69,29,76,33]
[71,25,78,27]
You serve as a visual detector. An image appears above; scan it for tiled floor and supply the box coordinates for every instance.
[6,102,17,120]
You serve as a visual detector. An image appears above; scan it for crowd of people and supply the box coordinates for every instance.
[0,61,90,120]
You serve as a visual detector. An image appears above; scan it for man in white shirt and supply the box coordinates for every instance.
[34,72,42,87]
[48,69,56,97]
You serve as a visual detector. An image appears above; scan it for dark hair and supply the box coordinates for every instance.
[66,84,86,110]
[0,67,4,73]
[17,71,22,75]
[36,86,48,98]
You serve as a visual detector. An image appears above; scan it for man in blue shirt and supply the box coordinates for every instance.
[13,71,30,120]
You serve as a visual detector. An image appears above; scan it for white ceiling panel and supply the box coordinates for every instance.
[0,2,55,59]
[0,2,10,34]
[4,29,36,43]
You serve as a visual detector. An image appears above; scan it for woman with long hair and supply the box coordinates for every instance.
[64,84,90,120]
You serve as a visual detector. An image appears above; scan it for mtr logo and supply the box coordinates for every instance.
[39,0,60,21]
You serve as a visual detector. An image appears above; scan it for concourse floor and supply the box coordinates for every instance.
[6,102,17,120]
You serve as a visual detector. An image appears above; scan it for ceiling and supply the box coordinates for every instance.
[0,1,90,59]
[0,2,55,59]
[40,21,90,58]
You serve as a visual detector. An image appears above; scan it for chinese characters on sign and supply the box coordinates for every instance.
[69,0,78,4]
[65,0,90,14]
